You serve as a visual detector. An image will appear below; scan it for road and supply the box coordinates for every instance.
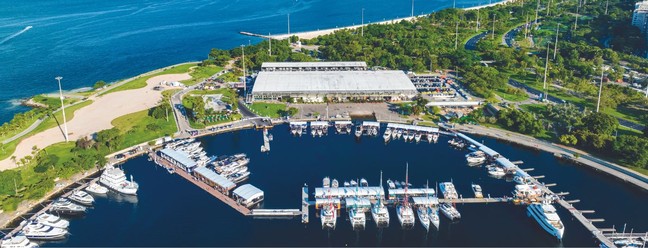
[503,21,535,48]
[464,31,488,50]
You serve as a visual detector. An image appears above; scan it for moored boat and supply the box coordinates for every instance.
[417,206,430,231]
[49,198,86,216]
[439,203,461,221]
[99,166,138,195]
[21,221,67,241]
[34,213,69,229]
[472,184,484,198]
[68,190,94,206]
[84,182,108,195]
[0,234,38,248]
[527,202,565,240]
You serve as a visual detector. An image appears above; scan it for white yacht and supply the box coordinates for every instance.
[527,202,565,240]
[320,203,337,229]
[397,164,415,228]
[372,171,390,227]
[440,203,461,221]
[331,179,339,188]
[34,213,69,229]
[428,206,440,230]
[68,190,94,206]
[0,234,38,248]
[348,208,366,230]
[432,133,439,143]
[396,129,403,139]
[466,151,486,164]
[21,222,67,240]
[472,184,483,198]
[391,129,398,139]
[85,182,108,194]
[387,179,396,189]
[414,133,422,143]
[438,182,458,199]
[417,206,430,231]
[99,166,138,195]
[354,126,362,138]
[49,198,86,216]
[383,128,392,142]
[360,178,368,187]
[488,166,506,177]
[322,177,331,188]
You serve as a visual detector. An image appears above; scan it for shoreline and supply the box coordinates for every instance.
[244,0,517,40]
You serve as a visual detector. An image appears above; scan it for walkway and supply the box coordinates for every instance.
[1,118,44,144]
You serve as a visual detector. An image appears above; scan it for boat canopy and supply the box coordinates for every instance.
[479,146,500,158]
[334,121,352,125]
[233,184,264,202]
[193,166,235,190]
[160,148,197,169]
[386,123,439,133]
[388,188,435,198]
[344,197,372,209]
[314,187,384,199]
[310,121,329,127]
[362,121,380,127]
[495,157,517,171]
[290,121,307,126]
[412,196,439,206]
[456,133,481,146]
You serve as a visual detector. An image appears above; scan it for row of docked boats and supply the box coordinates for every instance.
[164,139,213,166]
[210,153,251,184]
[322,177,369,188]
[383,128,439,143]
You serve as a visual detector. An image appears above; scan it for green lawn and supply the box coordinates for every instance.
[247,102,287,118]
[111,109,177,148]
[519,103,547,114]
[0,100,94,161]
[181,65,223,86]
[494,87,529,102]
[101,63,197,95]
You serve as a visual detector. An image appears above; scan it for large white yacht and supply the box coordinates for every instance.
[466,151,486,164]
[348,208,366,230]
[99,166,138,195]
[527,202,565,240]
[21,222,67,240]
[0,234,38,248]
[34,213,69,229]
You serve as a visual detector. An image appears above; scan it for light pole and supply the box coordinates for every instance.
[596,67,605,112]
[241,45,246,102]
[361,8,365,37]
[411,0,415,17]
[55,76,69,142]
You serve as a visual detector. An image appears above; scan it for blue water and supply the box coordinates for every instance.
[0,0,492,122]
[43,127,648,247]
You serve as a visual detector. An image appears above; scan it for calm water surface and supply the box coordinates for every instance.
[45,126,648,246]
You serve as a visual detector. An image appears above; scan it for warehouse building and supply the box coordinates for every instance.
[251,62,417,102]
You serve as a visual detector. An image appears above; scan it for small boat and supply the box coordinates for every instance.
[49,198,86,216]
[414,133,422,143]
[417,206,430,231]
[426,133,433,143]
[350,180,358,187]
[383,128,392,142]
[21,221,67,240]
[34,213,69,229]
[432,133,439,143]
[0,234,38,248]
[355,126,362,138]
[311,129,317,137]
[343,181,351,187]
[360,178,368,187]
[396,129,403,140]
[466,151,486,164]
[391,129,398,139]
[488,166,506,177]
[439,203,461,221]
[317,129,323,137]
[291,128,298,135]
[323,177,331,188]
[387,179,396,189]
[472,184,484,198]
[331,179,339,188]
[68,190,94,206]
[85,182,108,194]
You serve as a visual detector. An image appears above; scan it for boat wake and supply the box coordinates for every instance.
[0,26,32,45]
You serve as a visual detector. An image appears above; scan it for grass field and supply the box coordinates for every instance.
[111,109,177,148]
[494,87,529,102]
[101,63,197,95]
[247,102,287,118]
[181,65,223,86]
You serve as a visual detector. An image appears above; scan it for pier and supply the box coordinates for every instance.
[250,209,301,217]
[302,186,309,223]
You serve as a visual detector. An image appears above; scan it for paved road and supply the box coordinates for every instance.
[465,31,488,50]
[2,118,44,144]
[503,21,535,48]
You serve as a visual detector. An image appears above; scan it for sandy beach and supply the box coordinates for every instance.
[0,73,190,171]
[263,0,516,40]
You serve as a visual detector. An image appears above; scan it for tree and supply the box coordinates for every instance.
[96,128,123,151]
[612,135,648,168]
[92,80,107,89]
[581,112,618,136]
[559,134,578,145]
[644,126,648,138]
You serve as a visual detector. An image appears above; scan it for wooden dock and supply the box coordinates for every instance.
[438,197,513,204]
[301,186,309,223]
[151,153,251,216]
[250,209,301,217]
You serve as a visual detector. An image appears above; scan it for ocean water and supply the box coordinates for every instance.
[0,0,490,123]
[44,127,648,247]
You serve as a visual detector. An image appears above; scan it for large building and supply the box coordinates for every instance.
[251,62,417,102]
[633,1,648,40]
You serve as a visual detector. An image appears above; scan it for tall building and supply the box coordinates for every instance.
[633,1,648,36]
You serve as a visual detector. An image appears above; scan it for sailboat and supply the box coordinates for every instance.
[372,171,390,227]
[348,184,366,230]
[417,180,432,232]
[320,188,337,229]
[397,163,415,228]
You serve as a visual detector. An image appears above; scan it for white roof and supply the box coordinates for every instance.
[386,123,439,132]
[388,188,435,196]
[160,148,197,168]
[425,101,481,107]
[310,121,329,127]
[496,157,517,170]
[314,187,385,198]
[290,121,308,126]
[335,121,352,125]
[362,121,380,127]
[193,167,235,189]
[479,146,500,157]
[261,61,367,68]
[252,71,417,94]
[412,196,439,205]
[233,184,264,200]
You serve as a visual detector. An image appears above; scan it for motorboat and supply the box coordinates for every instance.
[438,182,458,199]
[350,180,358,187]
[527,202,565,240]
[311,129,317,137]
[68,190,94,206]
[383,128,392,142]
[85,182,108,194]
[387,179,396,189]
[414,133,422,143]
[391,129,398,139]
[34,213,69,229]
[322,177,330,188]
[472,184,484,198]
[439,203,461,221]
[355,126,362,138]
[432,133,439,143]
[343,181,350,187]
[21,221,67,240]
[466,151,486,164]
[317,129,323,137]
[396,129,403,140]
[488,166,506,177]
[348,208,366,230]
[426,133,433,143]
[360,178,368,187]
[417,206,430,231]
[99,166,138,195]
[0,234,38,248]
[331,179,339,188]
[49,198,86,216]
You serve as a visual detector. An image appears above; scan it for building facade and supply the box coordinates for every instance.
[633,1,648,42]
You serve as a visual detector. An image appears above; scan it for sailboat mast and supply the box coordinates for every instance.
[404,163,409,205]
